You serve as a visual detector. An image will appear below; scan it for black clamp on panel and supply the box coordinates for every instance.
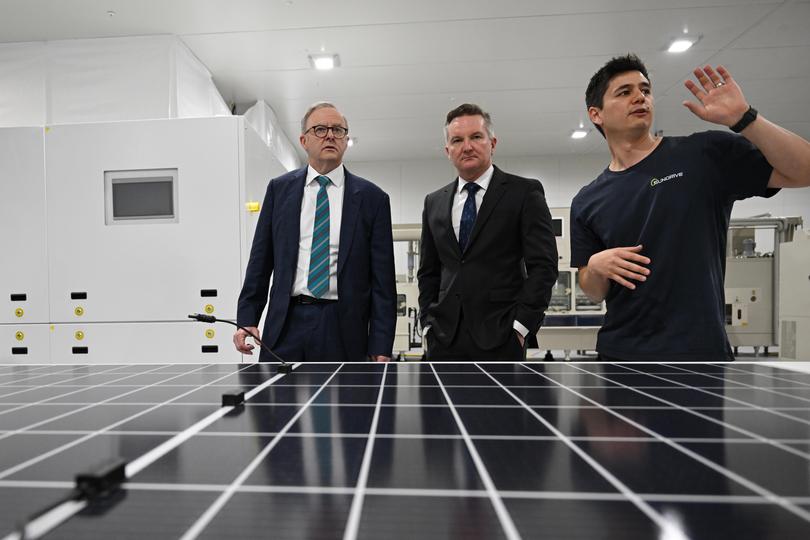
[75,458,128,500]
[277,363,293,374]
[222,390,246,407]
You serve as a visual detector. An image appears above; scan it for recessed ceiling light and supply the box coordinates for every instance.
[308,54,340,70]
[571,129,589,139]
[347,137,356,147]
[668,39,694,53]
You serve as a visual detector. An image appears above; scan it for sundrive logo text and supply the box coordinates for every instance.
[650,171,684,187]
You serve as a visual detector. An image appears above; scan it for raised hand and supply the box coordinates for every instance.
[683,65,750,127]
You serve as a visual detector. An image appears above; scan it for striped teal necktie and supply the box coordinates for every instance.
[307,175,331,298]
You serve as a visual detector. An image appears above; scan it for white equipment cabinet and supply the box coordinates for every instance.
[1,117,286,364]
[779,232,810,361]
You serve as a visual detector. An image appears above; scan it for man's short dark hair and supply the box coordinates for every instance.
[585,54,650,136]
[444,103,494,140]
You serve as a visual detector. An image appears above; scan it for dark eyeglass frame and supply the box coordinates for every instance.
[305,125,349,139]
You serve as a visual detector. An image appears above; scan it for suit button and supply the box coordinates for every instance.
[461,259,465,263]
[454,293,461,298]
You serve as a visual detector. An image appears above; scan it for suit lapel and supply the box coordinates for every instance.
[281,168,307,278]
[465,166,508,251]
[437,179,462,258]
[337,169,362,277]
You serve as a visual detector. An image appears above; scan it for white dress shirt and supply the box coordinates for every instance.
[426,164,528,340]
[291,164,344,299]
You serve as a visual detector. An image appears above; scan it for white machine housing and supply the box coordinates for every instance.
[1,117,286,363]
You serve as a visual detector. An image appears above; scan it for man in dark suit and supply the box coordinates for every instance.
[418,103,559,361]
[234,102,396,362]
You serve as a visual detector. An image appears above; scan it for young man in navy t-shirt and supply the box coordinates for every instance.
[571,54,810,361]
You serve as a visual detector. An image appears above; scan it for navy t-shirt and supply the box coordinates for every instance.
[570,131,777,361]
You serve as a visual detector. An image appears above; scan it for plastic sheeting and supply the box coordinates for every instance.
[243,100,301,172]
[0,35,229,127]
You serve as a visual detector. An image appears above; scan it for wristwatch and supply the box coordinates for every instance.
[730,106,758,133]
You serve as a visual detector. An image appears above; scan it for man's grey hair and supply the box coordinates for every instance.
[443,103,495,140]
[301,102,349,133]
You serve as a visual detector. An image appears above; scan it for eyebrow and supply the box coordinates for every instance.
[614,82,651,93]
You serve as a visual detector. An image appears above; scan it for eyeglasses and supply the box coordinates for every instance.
[305,125,349,139]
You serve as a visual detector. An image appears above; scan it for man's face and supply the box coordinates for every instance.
[299,107,348,170]
[445,114,497,181]
[589,71,654,136]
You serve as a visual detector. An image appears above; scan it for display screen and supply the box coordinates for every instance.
[111,178,174,219]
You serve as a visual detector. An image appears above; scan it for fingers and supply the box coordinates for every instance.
[609,273,638,290]
[684,79,705,101]
[233,328,256,354]
[716,65,734,83]
[693,67,716,93]
[702,65,724,87]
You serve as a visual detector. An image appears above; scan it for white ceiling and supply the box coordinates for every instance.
[1,0,809,161]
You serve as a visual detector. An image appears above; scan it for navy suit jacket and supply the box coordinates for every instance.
[237,166,397,360]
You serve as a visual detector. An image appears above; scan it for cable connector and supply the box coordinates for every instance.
[75,458,128,500]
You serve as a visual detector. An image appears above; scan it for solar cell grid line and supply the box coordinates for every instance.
[342,363,388,540]
[652,364,810,404]
[0,363,184,447]
[665,361,810,394]
[178,363,348,540]
[125,362,303,478]
[606,364,810,459]
[0,364,93,386]
[0,363,253,482]
[470,364,679,538]
[0,362,294,540]
[528,363,810,524]
[0,363,187,427]
[711,364,810,388]
[0,364,127,391]
[429,364,521,540]
[717,362,810,381]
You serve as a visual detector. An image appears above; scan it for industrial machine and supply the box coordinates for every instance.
[778,231,810,361]
[725,217,803,355]
[1,116,288,364]
[392,224,423,359]
[537,207,605,360]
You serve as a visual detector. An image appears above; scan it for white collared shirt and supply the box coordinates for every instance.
[451,165,494,241]
[291,164,344,299]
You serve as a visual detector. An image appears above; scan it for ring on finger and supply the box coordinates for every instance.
[715,81,725,88]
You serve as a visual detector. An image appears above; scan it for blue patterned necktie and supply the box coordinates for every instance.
[307,175,331,298]
[458,182,481,252]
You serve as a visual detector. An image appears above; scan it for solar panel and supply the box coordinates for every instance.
[1,361,809,539]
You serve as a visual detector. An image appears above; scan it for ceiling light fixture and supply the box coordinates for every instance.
[308,54,340,70]
[347,137,356,147]
[571,129,589,139]
[668,38,695,53]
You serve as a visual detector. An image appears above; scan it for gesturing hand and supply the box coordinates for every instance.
[588,245,651,290]
[683,65,750,127]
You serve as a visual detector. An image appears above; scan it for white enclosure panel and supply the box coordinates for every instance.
[0,127,48,324]
[45,117,243,323]
[0,324,50,364]
[49,322,243,364]
[239,122,289,278]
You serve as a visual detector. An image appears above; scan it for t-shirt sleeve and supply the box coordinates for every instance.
[702,130,777,202]
[570,192,605,268]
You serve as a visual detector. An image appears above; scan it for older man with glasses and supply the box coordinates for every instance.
[235,102,397,362]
